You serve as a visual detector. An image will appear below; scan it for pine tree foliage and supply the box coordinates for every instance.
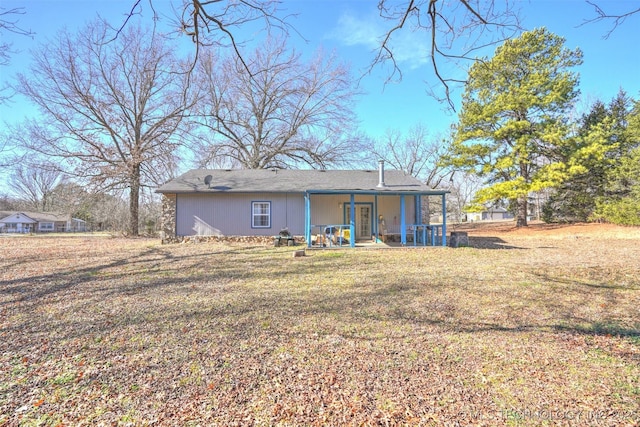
[594,99,640,225]
[447,28,583,227]
[542,91,638,223]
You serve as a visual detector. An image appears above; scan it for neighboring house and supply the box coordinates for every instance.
[466,206,514,222]
[0,211,87,233]
[156,161,450,247]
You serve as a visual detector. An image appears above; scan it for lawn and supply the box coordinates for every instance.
[1,223,639,426]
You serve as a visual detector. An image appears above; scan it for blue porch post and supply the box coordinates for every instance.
[441,193,447,246]
[415,195,421,246]
[374,194,378,240]
[305,192,312,248]
[400,195,406,245]
[349,193,355,247]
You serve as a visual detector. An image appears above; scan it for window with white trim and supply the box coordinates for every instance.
[252,201,271,228]
[39,222,54,231]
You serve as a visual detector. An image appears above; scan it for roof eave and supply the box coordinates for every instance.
[305,189,449,195]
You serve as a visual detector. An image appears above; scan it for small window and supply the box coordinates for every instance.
[252,201,271,228]
[39,222,54,231]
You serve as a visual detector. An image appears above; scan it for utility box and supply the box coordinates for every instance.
[449,231,469,248]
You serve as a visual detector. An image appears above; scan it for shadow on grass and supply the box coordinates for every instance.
[554,322,640,339]
[0,245,257,305]
[467,236,525,249]
[530,271,640,291]
[3,243,639,357]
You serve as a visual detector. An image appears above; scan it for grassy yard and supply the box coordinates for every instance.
[1,223,639,426]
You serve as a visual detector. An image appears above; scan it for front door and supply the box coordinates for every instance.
[345,204,372,240]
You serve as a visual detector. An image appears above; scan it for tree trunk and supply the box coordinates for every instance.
[516,161,529,227]
[129,165,140,236]
[516,195,528,227]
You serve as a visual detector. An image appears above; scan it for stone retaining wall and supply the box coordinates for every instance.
[163,235,306,245]
[161,194,177,244]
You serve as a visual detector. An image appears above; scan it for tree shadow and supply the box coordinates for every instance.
[0,245,257,307]
[3,241,639,358]
[467,236,525,249]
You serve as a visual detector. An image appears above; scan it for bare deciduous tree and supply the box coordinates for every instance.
[141,1,519,109]
[13,19,195,236]
[47,180,131,232]
[447,171,483,223]
[0,194,18,210]
[121,1,637,111]
[194,38,362,169]
[372,124,449,188]
[9,161,62,212]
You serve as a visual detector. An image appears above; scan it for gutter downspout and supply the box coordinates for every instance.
[442,193,447,246]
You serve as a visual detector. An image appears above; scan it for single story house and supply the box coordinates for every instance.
[156,161,449,247]
[466,206,514,222]
[0,211,87,233]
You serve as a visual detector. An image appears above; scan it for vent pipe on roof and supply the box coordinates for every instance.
[377,159,386,188]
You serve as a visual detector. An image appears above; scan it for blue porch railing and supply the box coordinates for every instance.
[309,223,444,247]
[381,223,444,246]
[310,224,354,248]
[409,224,444,246]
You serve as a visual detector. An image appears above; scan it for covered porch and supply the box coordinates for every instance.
[304,189,449,248]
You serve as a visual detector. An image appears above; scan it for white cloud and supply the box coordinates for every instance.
[332,12,381,49]
[329,11,430,70]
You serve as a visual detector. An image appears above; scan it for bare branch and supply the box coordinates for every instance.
[186,0,253,75]
[13,19,196,235]
[459,0,487,24]
[371,0,417,84]
[107,0,145,43]
[1,6,35,102]
[371,123,450,187]
[372,0,522,110]
[174,0,293,78]
[0,6,33,37]
[427,0,453,110]
[193,38,361,169]
[581,1,640,39]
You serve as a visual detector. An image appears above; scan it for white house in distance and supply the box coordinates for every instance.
[466,206,514,222]
[156,161,450,247]
[0,211,87,233]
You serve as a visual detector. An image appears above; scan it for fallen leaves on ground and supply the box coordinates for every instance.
[1,224,639,426]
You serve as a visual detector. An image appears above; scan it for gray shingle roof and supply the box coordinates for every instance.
[156,169,447,194]
[0,211,73,223]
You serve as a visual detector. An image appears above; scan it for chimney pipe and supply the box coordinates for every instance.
[377,159,386,188]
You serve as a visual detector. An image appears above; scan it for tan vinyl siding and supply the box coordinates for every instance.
[176,193,305,237]
[376,195,417,225]
[309,194,417,225]
[308,195,345,226]
[308,194,419,239]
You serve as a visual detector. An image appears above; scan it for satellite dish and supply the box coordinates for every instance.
[204,175,213,188]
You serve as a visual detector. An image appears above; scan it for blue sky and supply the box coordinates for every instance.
[1,0,639,182]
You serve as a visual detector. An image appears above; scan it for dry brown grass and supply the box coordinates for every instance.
[1,223,639,426]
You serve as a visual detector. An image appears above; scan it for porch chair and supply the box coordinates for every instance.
[340,228,351,244]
